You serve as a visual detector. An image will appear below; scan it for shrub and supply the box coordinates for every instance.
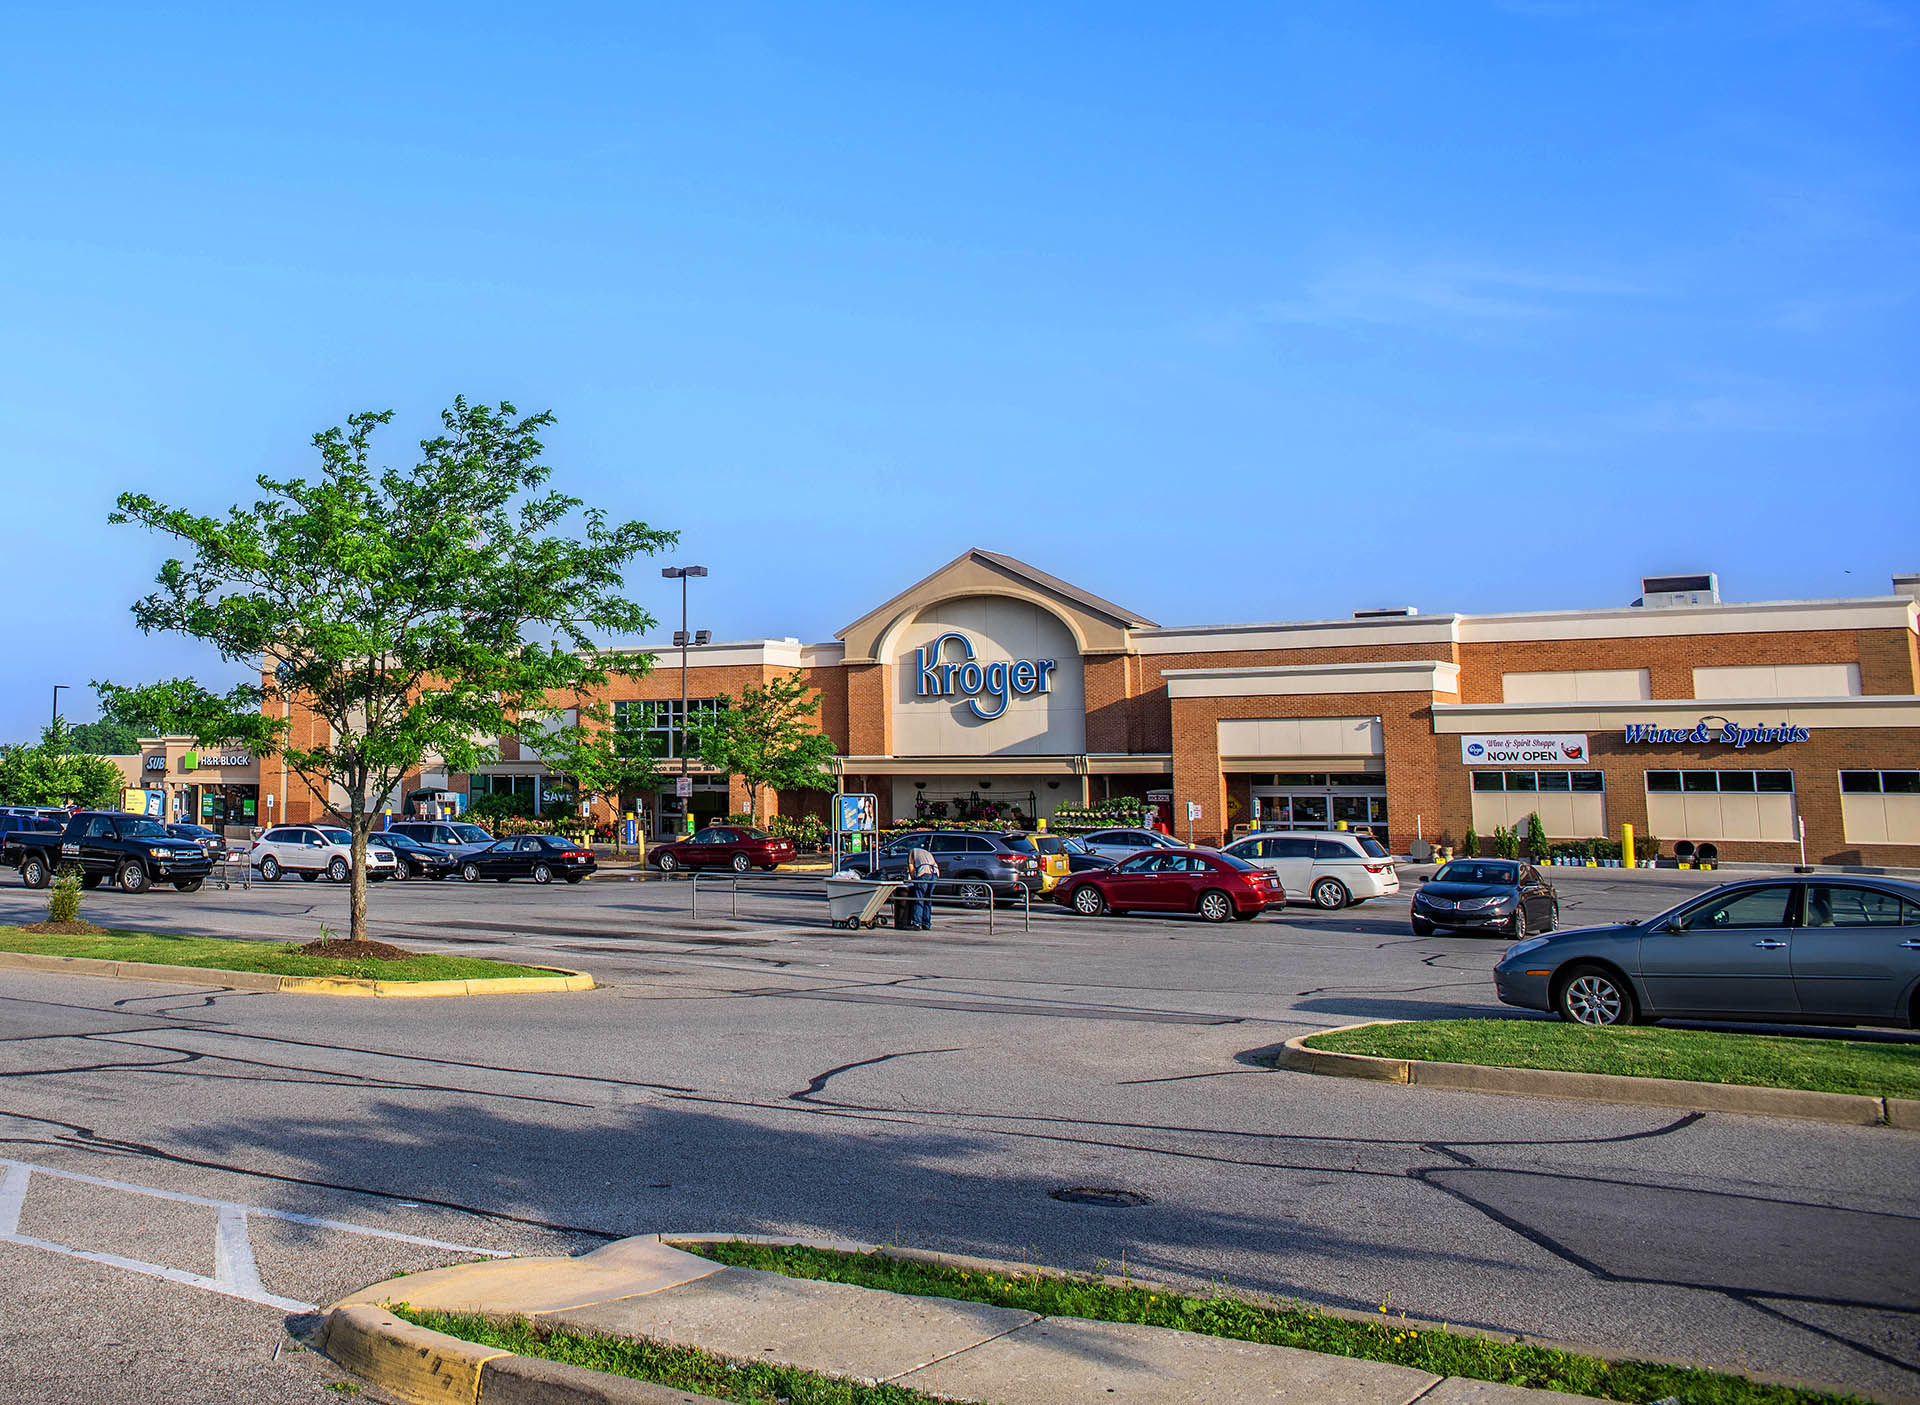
[48,869,84,924]
[1463,826,1478,857]
[1525,812,1549,859]
[468,792,533,822]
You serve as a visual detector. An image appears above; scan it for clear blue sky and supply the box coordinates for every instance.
[3,2,1915,742]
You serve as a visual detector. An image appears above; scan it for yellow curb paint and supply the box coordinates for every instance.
[0,949,592,999]
[323,1304,511,1405]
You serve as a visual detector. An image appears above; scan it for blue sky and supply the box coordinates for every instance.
[2,2,1915,741]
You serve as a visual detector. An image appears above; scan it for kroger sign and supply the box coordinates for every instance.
[915,632,1057,721]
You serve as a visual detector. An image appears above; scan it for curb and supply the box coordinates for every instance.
[0,949,594,997]
[1276,1022,1918,1127]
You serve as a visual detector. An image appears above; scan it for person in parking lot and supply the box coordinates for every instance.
[907,844,938,930]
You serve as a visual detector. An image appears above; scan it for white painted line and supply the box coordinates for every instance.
[0,1228,316,1312]
[0,1163,28,1236]
[214,1204,268,1299]
[0,1158,510,1257]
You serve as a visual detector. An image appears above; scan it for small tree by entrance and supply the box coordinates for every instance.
[688,674,837,824]
[533,701,664,827]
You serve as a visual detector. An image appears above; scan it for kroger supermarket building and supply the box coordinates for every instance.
[274,550,1920,866]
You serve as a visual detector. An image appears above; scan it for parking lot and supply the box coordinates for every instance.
[1,863,1916,1402]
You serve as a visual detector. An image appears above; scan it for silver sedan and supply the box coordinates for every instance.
[1493,876,1920,1027]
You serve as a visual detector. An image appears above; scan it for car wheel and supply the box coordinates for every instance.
[1197,889,1234,923]
[462,863,482,883]
[1411,915,1435,936]
[117,861,150,894]
[730,853,751,873]
[1311,877,1348,911]
[532,863,553,885]
[258,855,280,881]
[328,856,349,882]
[1541,902,1558,933]
[1071,885,1106,916]
[958,880,992,908]
[1556,965,1637,1027]
[1511,907,1528,942]
[657,852,678,873]
[172,878,203,892]
[20,856,51,889]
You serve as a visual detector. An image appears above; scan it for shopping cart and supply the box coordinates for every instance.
[822,877,902,929]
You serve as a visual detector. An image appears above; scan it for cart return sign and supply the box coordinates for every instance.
[1461,734,1589,765]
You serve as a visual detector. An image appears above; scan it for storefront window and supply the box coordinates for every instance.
[1644,771,1797,842]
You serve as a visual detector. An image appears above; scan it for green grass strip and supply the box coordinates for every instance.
[0,927,555,982]
[389,1306,947,1403]
[677,1242,1866,1405]
[1304,1019,1920,1099]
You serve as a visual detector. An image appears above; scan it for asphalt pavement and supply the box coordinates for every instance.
[0,864,1914,1402]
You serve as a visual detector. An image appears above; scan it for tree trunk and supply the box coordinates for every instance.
[348,795,370,946]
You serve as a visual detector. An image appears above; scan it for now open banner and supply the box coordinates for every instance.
[1460,734,1590,765]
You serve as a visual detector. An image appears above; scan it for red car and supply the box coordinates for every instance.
[1055,848,1279,922]
[651,824,797,873]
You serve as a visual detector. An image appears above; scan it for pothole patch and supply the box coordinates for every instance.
[1049,1186,1152,1207]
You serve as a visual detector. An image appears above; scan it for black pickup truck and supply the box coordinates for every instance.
[6,810,216,893]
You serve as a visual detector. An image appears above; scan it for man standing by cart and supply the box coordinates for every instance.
[906,843,938,930]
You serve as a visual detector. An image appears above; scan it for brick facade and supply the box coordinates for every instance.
[263,562,1920,865]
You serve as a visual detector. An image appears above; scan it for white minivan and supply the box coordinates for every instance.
[1219,830,1399,910]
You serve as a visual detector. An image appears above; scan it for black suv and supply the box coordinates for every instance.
[838,830,1043,901]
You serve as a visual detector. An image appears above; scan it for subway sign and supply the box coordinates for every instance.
[915,631,1056,721]
[1623,718,1809,748]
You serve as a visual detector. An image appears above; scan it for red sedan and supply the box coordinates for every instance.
[651,824,797,873]
[1055,848,1279,922]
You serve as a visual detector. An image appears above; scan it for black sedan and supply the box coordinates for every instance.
[380,830,459,880]
[457,834,597,885]
[1411,859,1558,939]
[1495,877,1920,1027]
[165,823,227,860]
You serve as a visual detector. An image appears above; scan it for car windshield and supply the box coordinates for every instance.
[1435,861,1518,886]
[1030,836,1065,854]
[1060,838,1089,854]
[1359,837,1390,858]
[450,824,492,844]
[1000,836,1036,854]
[739,827,772,839]
[1214,851,1262,872]
[117,818,171,839]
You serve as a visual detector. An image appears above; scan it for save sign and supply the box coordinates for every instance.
[1461,734,1590,765]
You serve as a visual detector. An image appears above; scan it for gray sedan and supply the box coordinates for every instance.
[1493,876,1920,1027]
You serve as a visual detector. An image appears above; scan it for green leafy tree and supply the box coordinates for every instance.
[66,719,140,755]
[101,398,674,944]
[1525,810,1550,860]
[688,674,837,824]
[533,701,662,818]
[1462,825,1478,857]
[0,721,125,809]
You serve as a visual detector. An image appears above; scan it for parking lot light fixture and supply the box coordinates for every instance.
[659,566,709,813]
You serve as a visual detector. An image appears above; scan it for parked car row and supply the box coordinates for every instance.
[250,825,597,885]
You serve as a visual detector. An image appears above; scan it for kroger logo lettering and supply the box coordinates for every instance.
[915,632,1056,721]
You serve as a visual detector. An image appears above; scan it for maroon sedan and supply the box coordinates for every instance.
[1055,848,1279,922]
[651,824,797,873]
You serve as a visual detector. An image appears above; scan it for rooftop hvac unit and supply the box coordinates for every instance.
[1635,573,1719,609]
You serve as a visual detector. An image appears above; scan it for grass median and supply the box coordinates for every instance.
[390,1307,945,1404]
[0,927,554,982]
[1303,1019,1920,1099]
[675,1241,1865,1405]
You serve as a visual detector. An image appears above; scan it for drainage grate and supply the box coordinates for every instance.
[1049,1186,1152,1207]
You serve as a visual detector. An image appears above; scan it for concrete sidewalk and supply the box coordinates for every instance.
[322,1234,1608,1405]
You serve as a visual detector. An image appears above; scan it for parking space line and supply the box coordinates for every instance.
[213,1203,269,1300]
[0,1162,27,1235]
[1,1223,316,1312]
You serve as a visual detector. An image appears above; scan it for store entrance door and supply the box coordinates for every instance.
[1252,773,1388,840]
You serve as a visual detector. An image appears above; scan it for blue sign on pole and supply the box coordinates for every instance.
[836,793,877,834]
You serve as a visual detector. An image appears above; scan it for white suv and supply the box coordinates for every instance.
[1219,830,1398,910]
[252,825,398,883]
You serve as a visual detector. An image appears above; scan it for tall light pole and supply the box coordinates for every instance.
[51,684,68,733]
[660,566,709,832]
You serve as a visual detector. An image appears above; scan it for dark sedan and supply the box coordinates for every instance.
[380,830,459,880]
[457,835,597,885]
[651,825,797,873]
[165,823,226,859]
[1411,859,1559,939]
[1055,848,1279,922]
[1495,876,1920,1028]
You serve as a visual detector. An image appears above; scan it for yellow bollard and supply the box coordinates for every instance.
[1621,823,1635,870]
